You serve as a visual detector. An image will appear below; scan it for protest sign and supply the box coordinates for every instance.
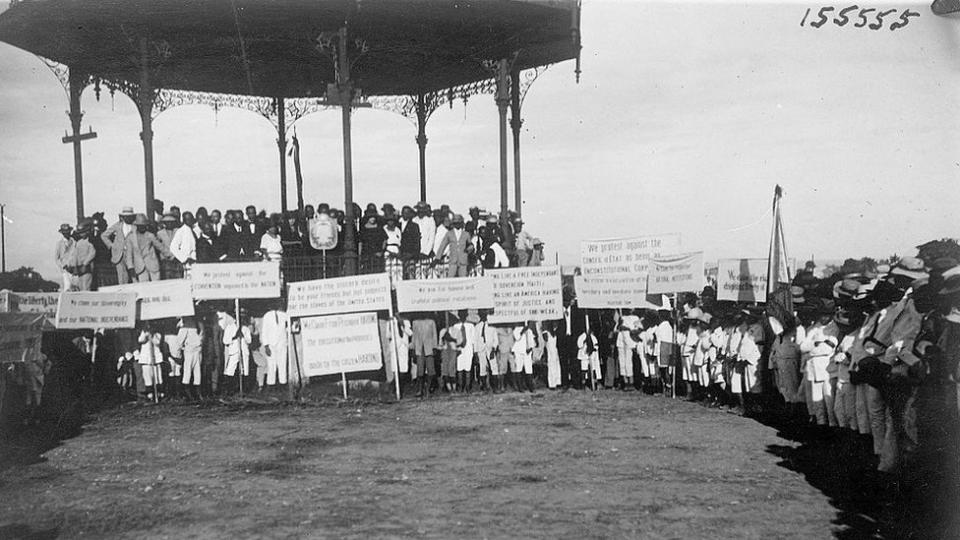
[101,279,195,320]
[0,313,48,364]
[0,290,16,313]
[486,266,563,324]
[647,252,705,294]
[190,261,281,300]
[395,276,494,313]
[717,258,768,303]
[287,273,392,317]
[300,312,383,377]
[55,291,137,329]
[580,234,682,279]
[14,292,60,317]
[574,275,667,310]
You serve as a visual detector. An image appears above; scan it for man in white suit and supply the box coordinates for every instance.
[434,214,473,277]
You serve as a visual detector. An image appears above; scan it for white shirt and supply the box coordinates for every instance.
[489,243,509,268]
[415,216,436,255]
[432,224,449,257]
[259,233,283,261]
[170,224,197,264]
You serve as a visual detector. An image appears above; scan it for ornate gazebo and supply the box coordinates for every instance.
[0,0,582,274]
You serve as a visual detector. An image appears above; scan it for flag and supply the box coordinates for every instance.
[766,185,793,328]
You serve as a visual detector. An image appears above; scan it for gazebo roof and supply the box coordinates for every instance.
[0,0,581,98]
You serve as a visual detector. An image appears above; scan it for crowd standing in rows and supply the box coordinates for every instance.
[53,200,546,291]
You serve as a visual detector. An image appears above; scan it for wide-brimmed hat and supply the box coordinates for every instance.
[381,203,395,212]
[532,237,544,246]
[932,257,959,275]
[790,285,806,304]
[684,307,704,321]
[160,213,178,223]
[890,256,928,281]
[119,206,135,216]
[939,274,960,296]
[451,214,464,224]
[58,223,72,233]
[133,213,150,226]
[854,280,877,301]
[833,278,862,300]
[485,215,498,224]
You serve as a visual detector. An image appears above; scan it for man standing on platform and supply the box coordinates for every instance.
[124,214,164,282]
[414,202,436,263]
[65,219,96,291]
[434,214,472,277]
[101,206,137,284]
[55,223,74,290]
[171,211,198,268]
[514,219,535,267]
[156,214,181,279]
[399,206,421,279]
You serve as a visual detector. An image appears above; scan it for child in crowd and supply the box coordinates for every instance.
[137,322,164,401]
[577,327,601,389]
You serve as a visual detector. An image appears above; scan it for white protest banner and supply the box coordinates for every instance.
[300,312,383,377]
[14,292,60,317]
[395,276,494,313]
[716,258,768,303]
[647,252,705,295]
[486,266,563,324]
[580,234,682,279]
[574,275,667,310]
[0,313,49,364]
[55,291,137,329]
[287,273,392,318]
[190,261,281,300]
[101,279,195,320]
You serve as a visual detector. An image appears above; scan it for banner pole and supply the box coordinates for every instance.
[341,371,348,399]
[236,298,243,398]
[290,319,304,399]
[286,324,295,401]
[389,301,402,401]
[672,293,678,399]
[585,312,595,391]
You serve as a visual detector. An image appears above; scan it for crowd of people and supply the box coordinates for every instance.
[53,199,547,291]
[41,202,960,492]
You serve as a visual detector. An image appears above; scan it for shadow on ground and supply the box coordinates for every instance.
[754,407,959,540]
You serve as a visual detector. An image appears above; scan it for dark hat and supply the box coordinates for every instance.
[940,275,960,296]
[931,257,959,274]
[890,256,928,281]
[381,203,395,211]
[75,218,93,233]
[58,223,72,233]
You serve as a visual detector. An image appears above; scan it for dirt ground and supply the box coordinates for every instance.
[0,388,955,539]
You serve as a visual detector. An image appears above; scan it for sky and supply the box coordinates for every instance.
[1,0,959,281]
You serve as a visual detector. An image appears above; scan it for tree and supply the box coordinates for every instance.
[915,238,960,266]
[0,267,59,292]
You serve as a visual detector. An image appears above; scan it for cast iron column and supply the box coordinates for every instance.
[416,93,428,202]
[276,97,288,214]
[510,66,522,219]
[495,59,510,227]
[338,26,358,275]
[138,38,156,222]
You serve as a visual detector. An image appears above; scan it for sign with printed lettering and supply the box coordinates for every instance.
[190,262,281,300]
[395,276,494,313]
[647,252,705,294]
[716,258,768,303]
[574,275,668,310]
[0,313,49,363]
[580,234,682,280]
[287,273,392,317]
[300,312,383,377]
[14,292,60,318]
[55,291,137,329]
[486,266,563,324]
[101,280,195,320]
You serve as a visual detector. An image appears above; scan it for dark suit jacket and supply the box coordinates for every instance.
[221,224,246,260]
[399,220,420,259]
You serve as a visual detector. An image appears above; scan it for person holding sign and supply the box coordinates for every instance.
[412,315,437,398]
[474,312,501,393]
[137,323,164,401]
[512,322,538,392]
[455,311,477,392]
[221,312,252,392]
[175,316,204,401]
[260,306,289,387]
[577,328,601,389]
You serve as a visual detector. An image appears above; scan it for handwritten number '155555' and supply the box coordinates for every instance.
[800,6,920,30]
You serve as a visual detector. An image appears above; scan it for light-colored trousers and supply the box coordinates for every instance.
[618,347,634,378]
[266,346,288,385]
[834,380,858,431]
[181,348,202,386]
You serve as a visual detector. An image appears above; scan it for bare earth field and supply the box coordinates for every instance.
[0,389,951,539]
